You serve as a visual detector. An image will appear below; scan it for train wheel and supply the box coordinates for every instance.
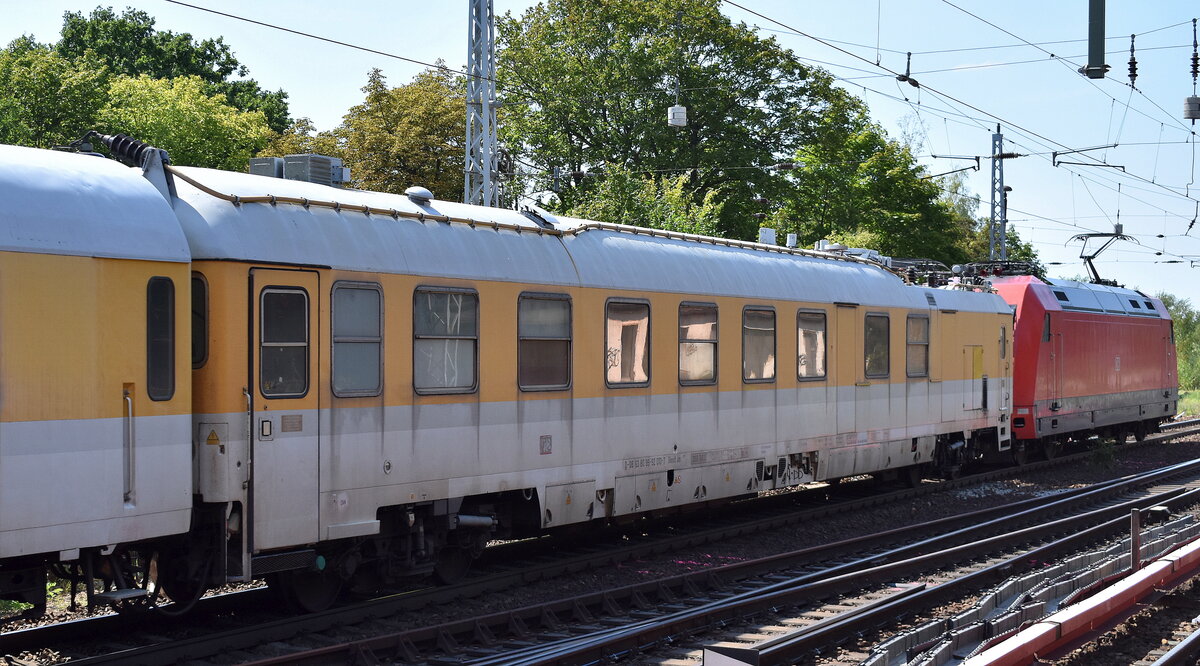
[433,546,473,585]
[269,568,343,613]
[1134,423,1148,442]
[155,550,212,616]
[1043,440,1062,460]
[1011,443,1029,467]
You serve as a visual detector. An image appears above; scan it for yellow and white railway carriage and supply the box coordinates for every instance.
[0,136,1012,613]
[0,144,193,610]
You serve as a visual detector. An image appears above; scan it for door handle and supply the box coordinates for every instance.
[123,386,135,503]
[244,387,253,486]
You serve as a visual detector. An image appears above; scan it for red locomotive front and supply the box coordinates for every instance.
[992,275,1177,450]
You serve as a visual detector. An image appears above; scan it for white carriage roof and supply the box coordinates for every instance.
[169,165,1007,312]
[0,144,189,262]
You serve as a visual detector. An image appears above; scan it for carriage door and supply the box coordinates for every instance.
[250,268,321,552]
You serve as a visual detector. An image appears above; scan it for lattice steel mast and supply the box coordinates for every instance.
[465,0,498,206]
[989,126,1006,260]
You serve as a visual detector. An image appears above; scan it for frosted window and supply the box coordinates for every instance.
[519,295,570,389]
[414,289,477,392]
[679,304,717,384]
[742,308,775,382]
[906,315,929,377]
[606,302,650,385]
[797,311,826,379]
[333,285,382,396]
[865,314,889,378]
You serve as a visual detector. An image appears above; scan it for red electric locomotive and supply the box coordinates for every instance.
[991,275,1178,459]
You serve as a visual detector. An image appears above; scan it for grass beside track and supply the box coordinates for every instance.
[1181,390,1199,418]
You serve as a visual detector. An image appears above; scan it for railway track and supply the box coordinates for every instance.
[4,422,1199,665]
[240,446,1200,665]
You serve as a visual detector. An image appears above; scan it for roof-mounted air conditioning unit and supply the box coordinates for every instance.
[248,154,350,187]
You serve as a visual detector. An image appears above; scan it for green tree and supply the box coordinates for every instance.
[57,7,290,132]
[1158,292,1200,391]
[497,0,857,239]
[943,171,1043,270]
[259,117,341,159]
[564,164,723,235]
[98,74,273,170]
[335,67,465,197]
[0,37,110,148]
[774,107,972,265]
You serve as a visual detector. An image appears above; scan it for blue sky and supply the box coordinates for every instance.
[4,1,1199,304]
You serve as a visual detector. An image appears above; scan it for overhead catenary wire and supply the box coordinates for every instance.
[724,0,1200,242]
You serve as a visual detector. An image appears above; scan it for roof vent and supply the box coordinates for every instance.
[249,154,349,187]
[405,186,434,204]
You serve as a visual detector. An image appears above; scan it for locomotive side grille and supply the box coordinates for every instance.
[251,549,318,575]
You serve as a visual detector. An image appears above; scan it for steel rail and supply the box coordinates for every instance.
[1153,623,1200,665]
[464,484,1200,665]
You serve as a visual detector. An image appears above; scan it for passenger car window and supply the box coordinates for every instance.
[147,276,175,401]
[606,301,650,386]
[519,294,571,390]
[261,288,308,397]
[414,288,478,393]
[679,303,717,384]
[797,311,826,379]
[865,313,890,378]
[332,283,382,397]
[906,315,929,377]
[743,308,776,382]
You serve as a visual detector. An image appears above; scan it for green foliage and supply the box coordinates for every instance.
[563,164,722,235]
[1090,436,1116,469]
[0,599,31,613]
[337,67,465,196]
[934,171,1042,269]
[58,7,238,80]
[775,108,972,265]
[1180,390,1200,416]
[56,6,290,132]
[258,67,465,197]
[99,75,273,171]
[498,0,855,239]
[1157,292,1200,391]
[259,117,340,158]
[0,39,110,148]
